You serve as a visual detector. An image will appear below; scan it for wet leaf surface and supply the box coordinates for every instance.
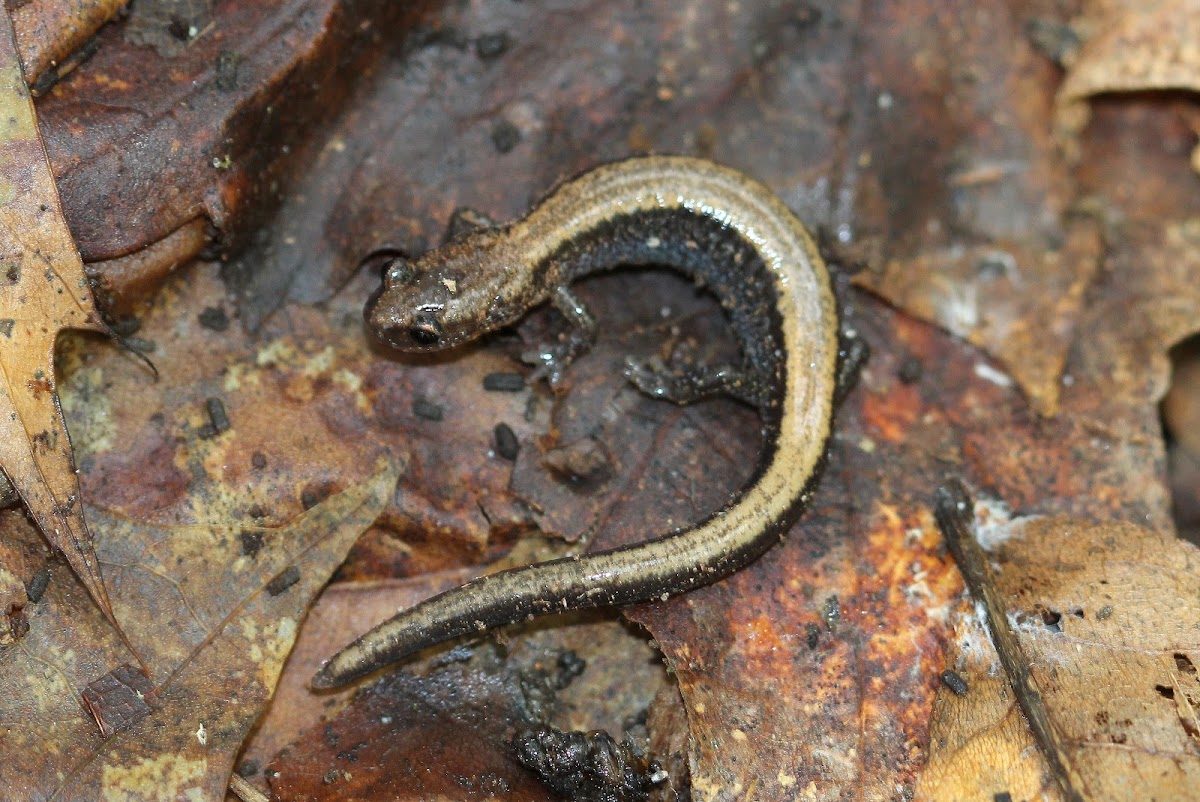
[13,0,126,86]
[33,0,435,268]
[265,609,669,802]
[268,657,560,802]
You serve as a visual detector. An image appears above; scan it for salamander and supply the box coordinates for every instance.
[312,155,854,689]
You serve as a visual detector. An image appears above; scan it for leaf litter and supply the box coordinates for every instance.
[0,6,122,643]
[0,0,1198,799]
[0,457,397,801]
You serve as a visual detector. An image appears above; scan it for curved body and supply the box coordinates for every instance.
[312,156,840,689]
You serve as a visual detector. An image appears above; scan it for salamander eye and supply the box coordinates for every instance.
[407,313,443,347]
[385,258,415,286]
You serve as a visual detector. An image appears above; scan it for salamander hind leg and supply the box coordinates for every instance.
[834,326,869,408]
[623,355,770,408]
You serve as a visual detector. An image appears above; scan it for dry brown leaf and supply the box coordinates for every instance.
[919,502,1200,801]
[0,457,398,801]
[1056,0,1200,166]
[0,8,120,634]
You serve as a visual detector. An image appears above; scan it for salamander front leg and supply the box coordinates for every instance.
[443,206,498,243]
[523,286,597,387]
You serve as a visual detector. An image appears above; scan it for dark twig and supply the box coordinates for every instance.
[934,480,1090,802]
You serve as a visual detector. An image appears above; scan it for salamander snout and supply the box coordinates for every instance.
[365,244,511,352]
[405,312,444,347]
[371,309,447,351]
[365,255,452,350]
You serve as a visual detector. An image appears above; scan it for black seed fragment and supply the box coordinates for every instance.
[556,650,587,688]
[251,452,267,470]
[940,669,969,696]
[239,530,264,558]
[205,397,230,434]
[494,422,519,460]
[198,306,230,331]
[490,119,521,153]
[475,32,510,60]
[412,397,444,421]
[484,372,526,392]
[898,355,922,384]
[25,567,50,602]
[266,566,301,596]
[805,622,820,649]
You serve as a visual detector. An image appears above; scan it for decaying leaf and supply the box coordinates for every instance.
[1056,0,1200,168]
[0,458,398,801]
[845,3,1102,417]
[264,592,669,801]
[0,8,120,635]
[266,647,566,802]
[12,0,127,88]
[239,567,672,795]
[236,568,478,772]
[919,488,1200,801]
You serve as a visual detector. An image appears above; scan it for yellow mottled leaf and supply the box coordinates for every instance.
[0,457,399,801]
[0,8,117,635]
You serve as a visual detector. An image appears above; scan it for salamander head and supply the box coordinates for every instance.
[365,234,524,352]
